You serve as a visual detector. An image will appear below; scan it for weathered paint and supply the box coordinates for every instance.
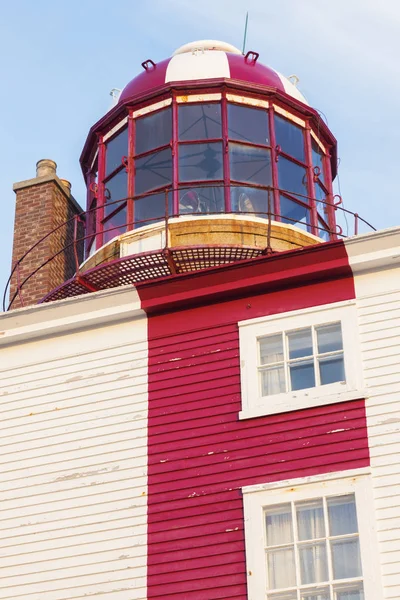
[143,243,369,599]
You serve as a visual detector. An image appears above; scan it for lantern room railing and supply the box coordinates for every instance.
[3,184,375,311]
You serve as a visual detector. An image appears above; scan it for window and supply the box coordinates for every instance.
[239,302,364,419]
[259,322,344,397]
[243,471,382,600]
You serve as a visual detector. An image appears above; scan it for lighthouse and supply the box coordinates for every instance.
[1,40,397,600]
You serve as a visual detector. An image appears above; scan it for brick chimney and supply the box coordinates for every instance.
[9,160,84,309]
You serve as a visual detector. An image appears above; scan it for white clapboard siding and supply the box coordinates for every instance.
[354,261,400,600]
[0,289,148,599]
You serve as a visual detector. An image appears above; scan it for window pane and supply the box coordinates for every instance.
[179,143,223,181]
[229,143,272,186]
[278,157,308,202]
[319,355,345,385]
[267,548,296,589]
[299,543,328,584]
[103,206,127,244]
[265,505,293,545]
[312,140,325,183]
[280,195,310,232]
[260,334,284,365]
[335,585,364,600]
[328,495,358,536]
[297,500,325,541]
[135,148,172,195]
[290,360,315,391]
[179,186,224,214]
[261,366,286,396]
[228,103,270,145]
[135,108,172,155]
[301,590,330,600]
[288,328,313,359]
[104,169,127,216]
[179,103,222,140]
[106,126,128,176]
[275,115,305,162]
[317,323,343,354]
[269,593,297,600]
[231,186,270,218]
[134,191,172,229]
[331,538,362,579]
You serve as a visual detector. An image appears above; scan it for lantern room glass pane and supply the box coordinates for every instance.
[280,195,309,231]
[278,157,308,202]
[179,142,223,181]
[135,108,172,155]
[312,140,325,183]
[104,169,127,217]
[134,191,172,229]
[229,143,272,186]
[275,115,305,163]
[179,186,224,214]
[231,186,270,218]
[227,103,270,145]
[105,126,128,177]
[178,103,222,140]
[103,205,127,244]
[135,148,172,195]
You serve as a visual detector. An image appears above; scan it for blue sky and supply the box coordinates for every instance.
[1,0,399,300]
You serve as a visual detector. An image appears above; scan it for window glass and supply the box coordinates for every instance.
[317,323,343,354]
[227,103,269,145]
[260,334,284,365]
[275,115,305,162]
[135,148,172,195]
[229,143,272,186]
[103,206,127,244]
[179,142,223,181]
[135,108,172,155]
[134,191,172,229]
[278,157,308,202]
[280,195,309,232]
[179,186,224,214]
[231,186,270,218]
[263,495,363,599]
[104,169,127,216]
[178,103,222,140]
[312,140,325,183]
[288,328,313,359]
[106,126,128,177]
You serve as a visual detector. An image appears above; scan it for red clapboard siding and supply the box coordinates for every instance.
[143,245,369,599]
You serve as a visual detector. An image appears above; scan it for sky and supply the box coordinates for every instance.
[1,0,400,302]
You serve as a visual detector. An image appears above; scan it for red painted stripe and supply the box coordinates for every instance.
[140,241,368,599]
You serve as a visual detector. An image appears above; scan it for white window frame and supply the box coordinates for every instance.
[238,300,365,419]
[243,468,383,600]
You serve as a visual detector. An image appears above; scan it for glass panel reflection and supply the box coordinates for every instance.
[134,191,172,229]
[290,360,315,391]
[179,143,223,181]
[135,148,172,195]
[280,195,309,232]
[288,328,313,359]
[319,355,345,385]
[229,143,272,186]
[231,186,270,218]
[275,115,305,162]
[317,323,343,354]
[278,157,308,202]
[106,127,128,177]
[312,140,325,183]
[104,169,127,217]
[135,107,172,155]
[103,206,127,244]
[179,103,222,140]
[227,103,270,145]
[179,186,224,214]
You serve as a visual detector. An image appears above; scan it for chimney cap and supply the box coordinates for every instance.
[36,159,57,178]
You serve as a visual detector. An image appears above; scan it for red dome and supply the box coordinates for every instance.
[119,40,308,105]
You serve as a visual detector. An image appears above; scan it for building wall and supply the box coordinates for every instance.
[348,231,400,600]
[0,289,148,600]
[145,253,369,600]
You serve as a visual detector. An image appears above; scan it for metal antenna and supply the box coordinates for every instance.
[242,11,249,55]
